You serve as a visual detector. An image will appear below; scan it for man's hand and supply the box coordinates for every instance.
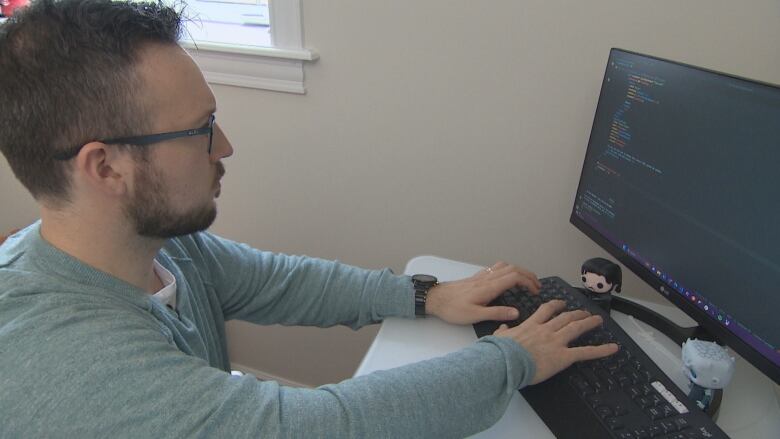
[425,261,542,325]
[493,300,619,384]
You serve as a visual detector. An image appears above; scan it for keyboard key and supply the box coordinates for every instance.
[660,420,678,433]
[628,386,643,399]
[647,424,663,437]
[673,417,690,430]
[617,374,632,387]
[612,404,629,416]
[596,406,613,419]
[633,426,650,439]
[569,375,594,396]
[595,370,617,389]
[607,417,625,430]
[585,394,605,407]
[635,396,651,408]
[647,407,663,420]
[660,403,676,418]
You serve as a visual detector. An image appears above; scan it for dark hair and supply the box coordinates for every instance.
[0,0,183,205]
[581,257,622,293]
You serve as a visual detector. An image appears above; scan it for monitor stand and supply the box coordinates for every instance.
[604,292,723,418]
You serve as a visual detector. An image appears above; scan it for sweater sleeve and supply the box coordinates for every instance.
[1,300,535,438]
[173,232,415,329]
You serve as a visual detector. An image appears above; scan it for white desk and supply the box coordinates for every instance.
[354,255,780,439]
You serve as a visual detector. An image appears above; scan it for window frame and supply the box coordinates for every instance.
[181,0,317,94]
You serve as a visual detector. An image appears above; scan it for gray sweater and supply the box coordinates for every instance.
[0,222,535,438]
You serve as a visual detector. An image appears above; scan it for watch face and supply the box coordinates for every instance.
[412,274,437,285]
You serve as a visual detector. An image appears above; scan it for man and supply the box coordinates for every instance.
[0,0,617,437]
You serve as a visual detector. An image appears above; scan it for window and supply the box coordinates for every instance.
[1,0,317,93]
[183,0,271,48]
[178,0,317,94]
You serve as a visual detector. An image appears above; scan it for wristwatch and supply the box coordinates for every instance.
[411,274,438,317]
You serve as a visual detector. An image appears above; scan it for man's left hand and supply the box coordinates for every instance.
[425,262,542,325]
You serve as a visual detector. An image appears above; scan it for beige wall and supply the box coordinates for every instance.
[2,0,779,387]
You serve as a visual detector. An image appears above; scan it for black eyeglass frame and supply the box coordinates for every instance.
[53,114,215,161]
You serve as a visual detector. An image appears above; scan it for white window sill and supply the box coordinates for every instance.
[182,40,318,94]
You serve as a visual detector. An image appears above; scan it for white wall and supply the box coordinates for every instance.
[2,0,779,386]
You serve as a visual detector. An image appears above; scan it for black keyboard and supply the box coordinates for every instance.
[473,277,729,439]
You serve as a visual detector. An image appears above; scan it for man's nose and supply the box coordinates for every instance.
[211,123,234,161]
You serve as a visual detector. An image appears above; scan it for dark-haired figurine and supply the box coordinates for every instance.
[580,257,622,312]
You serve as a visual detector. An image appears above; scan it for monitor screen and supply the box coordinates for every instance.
[570,48,780,385]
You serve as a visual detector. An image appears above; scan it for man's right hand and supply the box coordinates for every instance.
[493,300,619,385]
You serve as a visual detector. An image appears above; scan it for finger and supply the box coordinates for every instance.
[478,305,520,322]
[490,264,541,291]
[473,261,509,279]
[567,343,620,363]
[545,309,591,332]
[491,261,509,269]
[526,300,566,324]
[557,314,604,341]
[493,323,510,335]
[491,271,542,296]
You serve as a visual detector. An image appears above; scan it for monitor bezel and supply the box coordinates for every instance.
[570,47,780,386]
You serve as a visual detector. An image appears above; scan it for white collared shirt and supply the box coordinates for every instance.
[151,260,177,309]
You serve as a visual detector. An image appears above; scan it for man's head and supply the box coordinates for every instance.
[0,0,232,238]
[120,41,230,239]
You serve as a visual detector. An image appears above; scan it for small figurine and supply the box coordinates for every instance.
[580,257,622,312]
[681,339,735,411]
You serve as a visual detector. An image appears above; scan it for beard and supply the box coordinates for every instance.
[124,159,223,239]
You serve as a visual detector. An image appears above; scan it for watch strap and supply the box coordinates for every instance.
[411,274,438,317]
[414,289,428,317]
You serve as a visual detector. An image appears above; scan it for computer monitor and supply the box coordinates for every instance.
[570,48,780,385]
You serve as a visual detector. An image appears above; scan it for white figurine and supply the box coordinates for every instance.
[681,338,736,410]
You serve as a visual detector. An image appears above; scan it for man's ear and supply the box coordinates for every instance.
[73,142,132,197]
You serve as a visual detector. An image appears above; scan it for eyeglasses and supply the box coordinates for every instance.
[53,114,216,161]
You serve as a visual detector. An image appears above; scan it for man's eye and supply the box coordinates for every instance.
[597,283,604,289]
[581,276,587,282]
